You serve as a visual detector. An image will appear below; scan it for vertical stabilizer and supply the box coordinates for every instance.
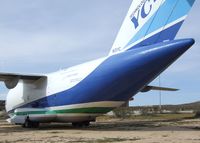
[109,0,196,55]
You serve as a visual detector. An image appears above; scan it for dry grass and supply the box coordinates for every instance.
[97,113,195,122]
[0,113,200,143]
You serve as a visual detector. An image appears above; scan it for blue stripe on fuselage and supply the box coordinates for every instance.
[128,20,184,49]
[19,39,194,109]
[126,0,194,48]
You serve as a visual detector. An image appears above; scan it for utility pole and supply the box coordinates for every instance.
[159,76,162,113]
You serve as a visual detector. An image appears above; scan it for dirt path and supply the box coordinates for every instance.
[0,118,200,143]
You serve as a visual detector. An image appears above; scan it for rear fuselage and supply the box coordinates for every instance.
[5,39,194,125]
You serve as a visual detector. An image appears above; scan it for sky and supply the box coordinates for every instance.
[0,0,199,106]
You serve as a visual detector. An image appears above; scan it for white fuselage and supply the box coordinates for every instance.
[5,57,124,123]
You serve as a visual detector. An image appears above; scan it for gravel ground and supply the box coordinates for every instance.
[0,116,200,143]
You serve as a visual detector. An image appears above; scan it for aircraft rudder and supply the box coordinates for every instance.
[109,0,196,55]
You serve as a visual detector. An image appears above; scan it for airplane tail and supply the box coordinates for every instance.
[109,0,196,55]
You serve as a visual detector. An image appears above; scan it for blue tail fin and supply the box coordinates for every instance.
[109,0,196,55]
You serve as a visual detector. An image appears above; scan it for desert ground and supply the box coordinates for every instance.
[0,114,200,143]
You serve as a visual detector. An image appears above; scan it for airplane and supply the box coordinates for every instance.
[0,0,196,128]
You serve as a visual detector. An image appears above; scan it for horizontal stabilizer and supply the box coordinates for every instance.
[0,72,46,89]
[141,85,179,93]
[0,72,46,81]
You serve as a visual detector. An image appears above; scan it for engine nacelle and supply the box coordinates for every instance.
[4,76,20,89]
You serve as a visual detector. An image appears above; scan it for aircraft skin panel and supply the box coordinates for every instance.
[7,39,194,117]
[8,101,124,122]
[5,57,107,112]
[14,107,113,116]
[110,0,195,55]
[10,101,124,114]
[127,19,184,50]
[47,57,107,95]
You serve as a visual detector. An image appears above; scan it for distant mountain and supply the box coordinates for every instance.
[180,101,200,106]
[131,101,200,112]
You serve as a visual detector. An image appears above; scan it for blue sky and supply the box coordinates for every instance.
[0,0,199,106]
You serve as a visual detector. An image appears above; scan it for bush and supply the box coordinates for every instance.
[0,110,8,119]
[113,108,131,118]
[194,111,200,118]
